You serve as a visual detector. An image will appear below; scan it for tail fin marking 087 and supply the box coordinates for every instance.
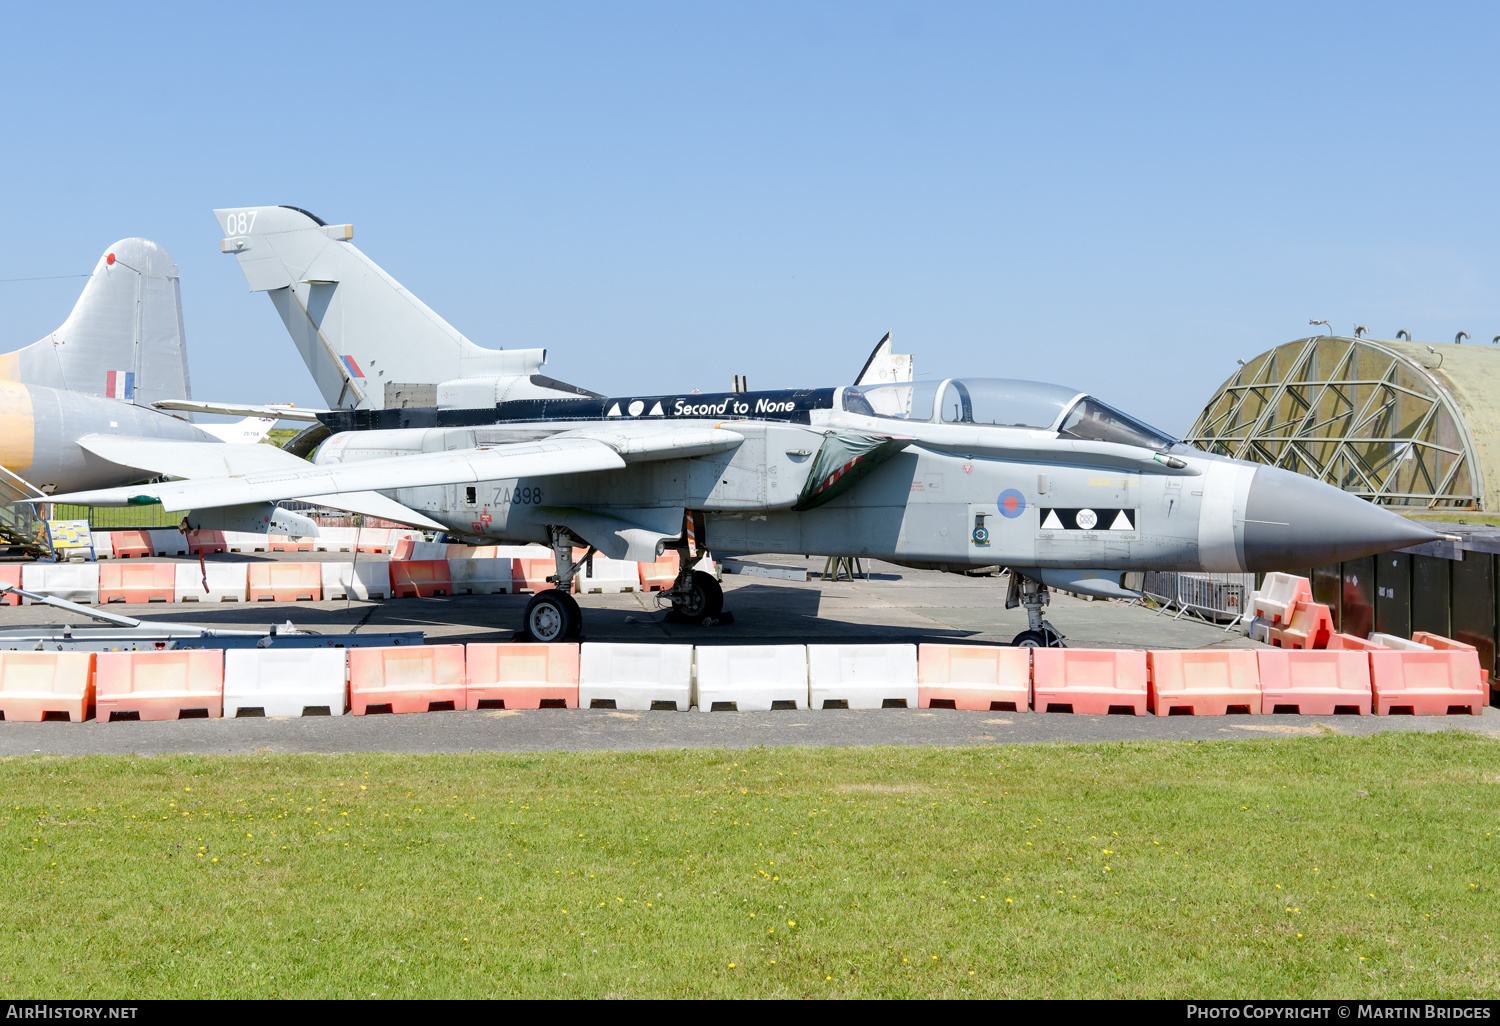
[214,205,580,411]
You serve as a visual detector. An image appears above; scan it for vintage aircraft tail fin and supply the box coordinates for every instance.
[214,205,586,410]
[0,238,192,407]
[197,415,278,444]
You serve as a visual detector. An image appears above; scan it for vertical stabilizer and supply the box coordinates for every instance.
[854,331,914,386]
[214,205,573,410]
[0,239,192,406]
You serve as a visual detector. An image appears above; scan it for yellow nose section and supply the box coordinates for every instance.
[0,381,35,473]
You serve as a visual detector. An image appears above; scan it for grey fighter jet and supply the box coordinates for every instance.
[45,207,1441,644]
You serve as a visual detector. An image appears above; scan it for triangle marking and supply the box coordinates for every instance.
[1109,509,1134,531]
[1040,509,1064,530]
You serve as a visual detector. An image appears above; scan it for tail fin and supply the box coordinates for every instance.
[214,205,582,410]
[0,238,191,406]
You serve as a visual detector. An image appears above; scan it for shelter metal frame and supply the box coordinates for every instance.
[1185,336,1483,510]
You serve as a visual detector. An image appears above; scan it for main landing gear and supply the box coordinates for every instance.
[521,528,591,643]
[667,562,723,624]
[519,528,727,642]
[1005,571,1066,648]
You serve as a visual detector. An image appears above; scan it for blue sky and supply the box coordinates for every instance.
[3,2,1498,433]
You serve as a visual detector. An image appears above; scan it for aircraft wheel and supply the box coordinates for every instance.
[524,590,581,642]
[1012,627,1065,648]
[672,570,724,624]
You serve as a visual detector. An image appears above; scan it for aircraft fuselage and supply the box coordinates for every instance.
[310,382,1432,576]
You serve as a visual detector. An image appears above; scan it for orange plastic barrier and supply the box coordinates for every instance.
[1032,648,1148,715]
[1411,632,1475,652]
[1257,649,1371,715]
[390,537,415,561]
[187,530,227,555]
[99,562,175,603]
[1147,650,1261,715]
[639,552,678,591]
[917,644,1031,711]
[109,530,152,559]
[513,558,567,594]
[1411,633,1490,685]
[1325,632,1387,652]
[268,535,313,552]
[1268,602,1334,650]
[465,643,580,709]
[0,565,19,606]
[1369,650,1484,715]
[389,559,452,598]
[247,562,322,602]
[0,652,96,722]
[349,645,466,714]
[95,650,223,721]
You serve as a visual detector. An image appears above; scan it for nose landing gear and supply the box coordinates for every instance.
[1006,571,1067,648]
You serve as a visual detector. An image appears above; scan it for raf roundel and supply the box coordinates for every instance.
[997,488,1026,519]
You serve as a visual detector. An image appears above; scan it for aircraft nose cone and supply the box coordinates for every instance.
[1241,465,1444,571]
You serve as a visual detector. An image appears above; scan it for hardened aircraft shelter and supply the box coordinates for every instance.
[1186,334,1500,688]
[1184,334,1500,512]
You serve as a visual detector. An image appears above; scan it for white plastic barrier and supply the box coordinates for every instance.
[695,645,808,711]
[223,532,269,553]
[352,528,392,551]
[579,642,693,711]
[492,545,551,560]
[807,644,919,709]
[448,558,513,594]
[173,562,248,602]
[1253,572,1312,625]
[1367,632,1435,652]
[222,648,348,717]
[21,563,99,604]
[314,527,359,552]
[579,557,641,593]
[148,528,191,557]
[409,540,450,561]
[91,532,115,559]
[321,561,392,600]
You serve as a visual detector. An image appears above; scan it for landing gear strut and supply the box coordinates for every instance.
[1006,572,1066,648]
[521,528,591,643]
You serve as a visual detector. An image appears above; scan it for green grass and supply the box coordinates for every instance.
[2,733,1497,999]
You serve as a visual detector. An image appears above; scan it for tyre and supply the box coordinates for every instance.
[671,570,724,624]
[524,590,581,642]
[1012,627,1065,648]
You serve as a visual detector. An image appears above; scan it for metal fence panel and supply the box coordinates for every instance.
[1142,571,1255,623]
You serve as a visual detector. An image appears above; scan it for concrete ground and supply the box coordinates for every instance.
[3,554,1494,755]
[2,554,1256,649]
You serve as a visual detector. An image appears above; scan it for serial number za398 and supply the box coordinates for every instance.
[492,486,543,505]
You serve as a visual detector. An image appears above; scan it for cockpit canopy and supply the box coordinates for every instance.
[841,377,1177,451]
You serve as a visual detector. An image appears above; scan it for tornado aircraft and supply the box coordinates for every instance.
[45,206,1441,644]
